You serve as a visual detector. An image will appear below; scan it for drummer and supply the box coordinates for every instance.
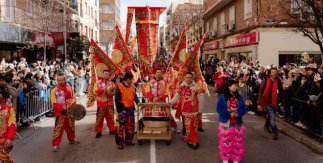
[143,69,179,133]
[0,90,16,163]
[50,73,79,152]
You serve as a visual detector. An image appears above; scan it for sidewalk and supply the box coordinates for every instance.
[276,117,323,155]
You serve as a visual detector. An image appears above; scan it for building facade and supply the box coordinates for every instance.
[78,0,100,42]
[98,0,120,54]
[166,1,203,53]
[202,0,321,66]
[0,0,79,61]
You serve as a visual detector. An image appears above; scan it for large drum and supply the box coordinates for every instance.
[68,104,86,121]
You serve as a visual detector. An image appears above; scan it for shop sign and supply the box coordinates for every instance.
[34,32,54,46]
[51,32,64,46]
[203,40,219,51]
[224,31,258,47]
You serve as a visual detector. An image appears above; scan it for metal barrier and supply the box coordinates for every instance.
[18,89,53,124]
[289,98,322,135]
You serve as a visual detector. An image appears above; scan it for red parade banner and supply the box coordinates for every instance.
[134,6,166,76]
[125,8,134,44]
[168,24,187,71]
[178,33,209,95]
[87,39,121,107]
[112,25,135,71]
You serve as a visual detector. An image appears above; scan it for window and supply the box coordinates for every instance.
[205,21,209,33]
[95,0,98,6]
[3,0,15,20]
[244,0,252,19]
[100,4,115,14]
[27,0,33,14]
[229,6,235,24]
[80,2,83,17]
[212,17,217,35]
[291,0,300,13]
[85,2,88,14]
[220,13,225,34]
[85,26,88,37]
[95,31,97,41]
[91,7,93,18]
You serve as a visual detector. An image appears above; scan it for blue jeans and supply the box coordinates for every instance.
[265,105,278,134]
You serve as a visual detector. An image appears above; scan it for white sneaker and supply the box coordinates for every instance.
[295,122,307,129]
[248,111,255,115]
[53,146,59,152]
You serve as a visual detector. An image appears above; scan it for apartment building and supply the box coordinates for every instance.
[166,1,203,53]
[202,0,321,66]
[0,0,79,61]
[78,0,100,42]
[98,0,120,53]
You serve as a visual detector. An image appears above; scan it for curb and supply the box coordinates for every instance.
[276,118,323,155]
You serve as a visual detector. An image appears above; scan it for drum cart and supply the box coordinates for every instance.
[137,103,172,145]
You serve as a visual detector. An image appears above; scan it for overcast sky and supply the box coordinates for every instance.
[120,0,175,30]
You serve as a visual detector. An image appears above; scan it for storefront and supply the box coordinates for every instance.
[202,39,220,60]
[258,29,321,66]
[278,52,321,66]
[223,31,259,64]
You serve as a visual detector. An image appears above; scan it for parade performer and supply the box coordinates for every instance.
[143,69,179,133]
[169,72,203,149]
[0,91,16,163]
[217,79,246,163]
[115,73,139,149]
[192,71,206,132]
[51,73,79,152]
[93,70,116,138]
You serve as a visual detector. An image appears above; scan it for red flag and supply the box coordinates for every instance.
[125,8,134,44]
[134,6,166,77]
[178,34,209,95]
[87,39,121,107]
[168,24,187,71]
[112,25,135,71]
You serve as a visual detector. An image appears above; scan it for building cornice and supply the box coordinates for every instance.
[203,0,233,20]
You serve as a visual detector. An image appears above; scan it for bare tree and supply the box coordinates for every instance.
[15,0,77,60]
[100,32,116,56]
[277,0,323,64]
[165,0,203,52]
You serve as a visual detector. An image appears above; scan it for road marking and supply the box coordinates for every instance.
[150,140,156,163]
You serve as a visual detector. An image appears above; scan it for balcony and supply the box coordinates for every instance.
[203,0,234,20]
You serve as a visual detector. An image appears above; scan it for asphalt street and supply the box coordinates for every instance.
[11,93,323,163]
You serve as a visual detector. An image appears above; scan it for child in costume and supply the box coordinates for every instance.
[217,79,247,163]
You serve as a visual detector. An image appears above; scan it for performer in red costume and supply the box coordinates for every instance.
[0,90,16,163]
[51,73,79,152]
[170,72,204,149]
[93,70,116,138]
